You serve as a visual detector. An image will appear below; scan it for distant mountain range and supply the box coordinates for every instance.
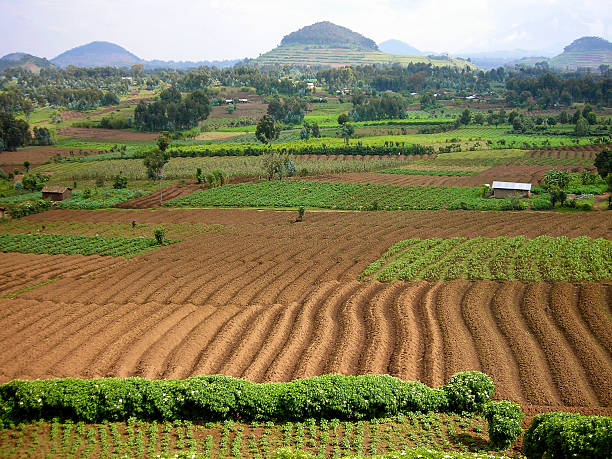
[0,41,239,71]
[1,29,610,72]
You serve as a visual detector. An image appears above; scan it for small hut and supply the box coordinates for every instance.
[491,181,531,198]
[41,186,72,201]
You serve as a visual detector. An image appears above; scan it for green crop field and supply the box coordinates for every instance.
[361,236,612,282]
[166,180,525,211]
[0,233,171,257]
[0,415,507,459]
[378,168,479,176]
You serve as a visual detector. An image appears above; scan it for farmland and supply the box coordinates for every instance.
[1,55,612,458]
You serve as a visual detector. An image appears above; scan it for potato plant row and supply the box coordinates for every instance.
[0,414,501,459]
[0,233,167,257]
[378,168,478,176]
[166,181,523,211]
[361,236,612,282]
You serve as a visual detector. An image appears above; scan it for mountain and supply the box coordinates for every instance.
[0,53,55,73]
[456,49,559,70]
[378,40,425,56]
[280,21,378,51]
[547,36,612,70]
[51,41,143,68]
[257,22,475,69]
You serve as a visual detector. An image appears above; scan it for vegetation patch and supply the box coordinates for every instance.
[0,233,173,257]
[166,181,525,211]
[378,168,479,176]
[361,236,612,282]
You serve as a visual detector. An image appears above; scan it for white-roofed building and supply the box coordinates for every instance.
[491,181,532,198]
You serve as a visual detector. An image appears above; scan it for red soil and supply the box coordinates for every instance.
[0,208,610,419]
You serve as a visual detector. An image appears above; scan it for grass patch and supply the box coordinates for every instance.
[361,236,612,282]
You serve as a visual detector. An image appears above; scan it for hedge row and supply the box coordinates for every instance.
[0,372,522,449]
[523,412,612,458]
[5,199,52,218]
[135,143,435,159]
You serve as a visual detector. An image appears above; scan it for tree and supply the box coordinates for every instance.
[542,169,570,190]
[23,161,30,172]
[594,148,612,179]
[311,122,320,138]
[340,123,354,145]
[473,113,485,125]
[255,115,280,149]
[156,134,170,152]
[337,113,350,125]
[574,116,589,136]
[459,108,471,125]
[21,99,34,121]
[143,149,170,181]
[558,111,569,124]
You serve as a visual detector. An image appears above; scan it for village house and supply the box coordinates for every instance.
[491,181,531,198]
[41,186,72,201]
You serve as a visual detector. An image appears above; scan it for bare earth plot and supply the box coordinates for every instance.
[0,208,611,421]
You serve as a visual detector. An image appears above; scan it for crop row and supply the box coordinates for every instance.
[166,181,524,211]
[378,168,478,176]
[0,233,168,257]
[361,236,612,282]
[0,415,496,459]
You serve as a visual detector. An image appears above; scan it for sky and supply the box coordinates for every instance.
[1,0,611,61]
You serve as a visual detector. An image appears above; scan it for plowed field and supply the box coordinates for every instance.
[0,208,610,419]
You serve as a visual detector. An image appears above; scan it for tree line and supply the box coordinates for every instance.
[134,87,210,131]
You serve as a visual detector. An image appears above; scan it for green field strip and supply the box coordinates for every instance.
[0,233,174,257]
[361,236,612,282]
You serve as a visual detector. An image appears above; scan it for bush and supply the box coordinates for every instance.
[443,371,495,413]
[523,412,612,458]
[5,199,52,218]
[0,372,498,427]
[112,174,128,189]
[483,400,524,450]
[154,228,165,245]
[532,196,553,210]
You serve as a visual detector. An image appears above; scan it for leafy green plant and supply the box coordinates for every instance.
[483,400,524,450]
[154,228,165,245]
[443,372,495,413]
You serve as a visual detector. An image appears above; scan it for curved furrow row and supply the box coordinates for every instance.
[490,282,561,405]
[55,302,172,378]
[162,304,243,380]
[241,301,302,382]
[324,282,384,375]
[0,301,121,366]
[418,282,445,388]
[576,284,612,358]
[549,283,612,406]
[264,281,340,381]
[360,282,405,375]
[4,302,144,379]
[434,280,481,381]
[183,241,296,305]
[191,303,269,376]
[387,282,429,381]
[154,243,274,305]
[218,303,287,378]
[461,281,524,404]
[292,281,361,380]
[520,283,598,406]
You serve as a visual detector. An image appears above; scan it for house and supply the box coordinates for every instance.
[491,181,531,198]
[0,206,6,219]
[238,98,248,103]
[41,186,72,201]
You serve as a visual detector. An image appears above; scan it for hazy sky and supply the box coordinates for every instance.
[1,0,611,60]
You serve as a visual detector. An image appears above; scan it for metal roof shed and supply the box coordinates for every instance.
[491,181,532,198]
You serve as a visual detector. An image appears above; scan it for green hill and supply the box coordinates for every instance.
[280,21,378,50]
[256,44,476,68]
[0,53,55,73]
[548,36,612,70]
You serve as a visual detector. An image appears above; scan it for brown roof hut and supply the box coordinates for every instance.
[41,186,72,201]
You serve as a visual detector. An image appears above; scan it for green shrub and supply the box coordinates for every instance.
[523,412,612,458]
[5,199,52,218]
[532,196,553,210]
[483,400,524,450]
[443,371,495,413]
[154,228,165,245]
